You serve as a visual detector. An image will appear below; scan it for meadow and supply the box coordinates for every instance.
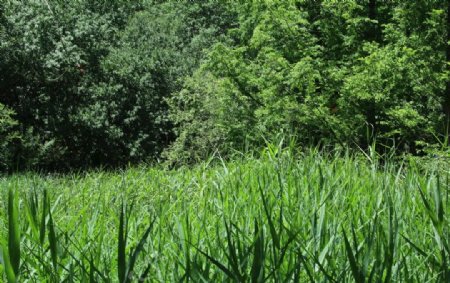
[0,147,449,282]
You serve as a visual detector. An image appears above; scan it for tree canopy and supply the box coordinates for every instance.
[0,0,449,170]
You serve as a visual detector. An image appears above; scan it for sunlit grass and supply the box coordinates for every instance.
[0,147,449,282]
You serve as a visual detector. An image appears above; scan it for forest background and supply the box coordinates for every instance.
[1,0,449,171]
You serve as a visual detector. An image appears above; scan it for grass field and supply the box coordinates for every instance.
[0,147,449,282]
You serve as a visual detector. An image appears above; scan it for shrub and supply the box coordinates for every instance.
[0,104,18,171]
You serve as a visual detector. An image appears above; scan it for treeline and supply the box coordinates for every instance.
[0,0,449,170]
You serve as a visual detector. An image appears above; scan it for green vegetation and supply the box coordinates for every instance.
[1,147,449,281]
[1,0,449,169]
[1,1,450,281]
[169,0,450,162]
[0,104,18,171]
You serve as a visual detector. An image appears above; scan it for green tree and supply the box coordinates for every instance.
[77,2,235,166]
[168,1,326,162]
[168,0,449,161]
[0,0,139,169]
[336,1,448,151]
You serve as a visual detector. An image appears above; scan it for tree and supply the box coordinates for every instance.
[167,1,326,163]
[445,0,450,132]
[76,2,236,166]
[168,0,449,162]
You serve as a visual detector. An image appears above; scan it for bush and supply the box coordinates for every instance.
[0,104,18,170]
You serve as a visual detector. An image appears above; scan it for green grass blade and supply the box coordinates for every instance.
[48,208,58,273]
[24,191,39,241]
[139,264,151,282]
[89,255,95,283]
[401,234,440,268]
[196,247,238,281]
[7,187,20,279]
[118,202,126,283]
[223,220,242,280]
[1,245,17,283]
[251,219,264,283]
[342,230,363,282]
[417,186,438,225]
[126,218,155,281]
[434,175,444,224]
[298,252,314,282]
[40,188,48,245]
[258,180,280,250]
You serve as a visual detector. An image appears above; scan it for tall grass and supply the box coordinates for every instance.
[0,147,449,282]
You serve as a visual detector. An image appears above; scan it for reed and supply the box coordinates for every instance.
[0,147,449,281]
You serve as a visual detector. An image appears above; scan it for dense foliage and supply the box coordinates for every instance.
[1,0,143,169]
[0,104,17,170]
[2,2,450,282]
[0,0,449,169]
[0,149,449,281]
[169,0,450,162]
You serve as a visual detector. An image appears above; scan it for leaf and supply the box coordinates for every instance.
[126,218,155,281]
[118,202,126,283]
[1,246,17,283]
[48,208,58,272]
[342,229,363,282]
[196,247,238,281]
[251,219,264,283]
[7,186,20,279]
[40,188,48,245]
